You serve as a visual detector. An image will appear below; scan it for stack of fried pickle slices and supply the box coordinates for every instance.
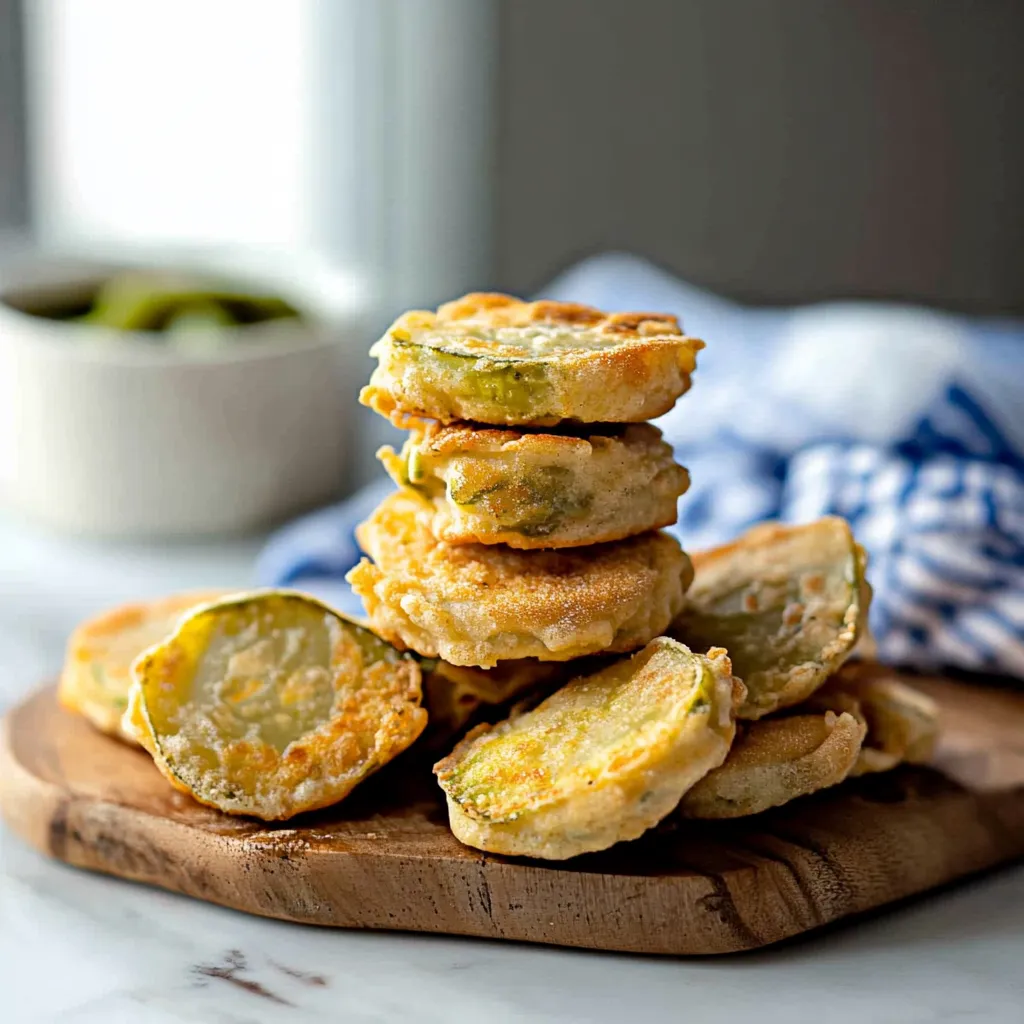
[58,293,940,860]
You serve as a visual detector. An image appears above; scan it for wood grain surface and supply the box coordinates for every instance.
[2,677,1023,956]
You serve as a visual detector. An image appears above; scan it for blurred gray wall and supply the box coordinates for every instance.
[0,0,27,231]
[495,0,1024,314]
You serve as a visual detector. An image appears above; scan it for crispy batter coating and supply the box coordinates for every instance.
[379,422,688,549]
[58,590,231,743]
[347,491,693,667]
[359,292,704,427]
[853,544,877,659]
[421,658,572,748]
[670,517,866,719]
[679,708,866,819]
[435,639,743,859]
[125,591,426,820]
[814,662,938,776]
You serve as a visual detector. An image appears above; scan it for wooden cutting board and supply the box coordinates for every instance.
[2,677,1023,956]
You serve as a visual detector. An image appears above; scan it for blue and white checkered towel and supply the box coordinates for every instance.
[259,254,1024,678]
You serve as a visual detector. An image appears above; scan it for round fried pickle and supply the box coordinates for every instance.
[347,491,692,667]
[125,590,426,820]
[435,639,743,859]
[814,662,938,776]
[670,517,867,719]
[379,422,688,549]
[679,708,866,819]
[59,590,232,743]
[359,292,704,427]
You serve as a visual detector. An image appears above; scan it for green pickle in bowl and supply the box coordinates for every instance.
[74,269,303,343]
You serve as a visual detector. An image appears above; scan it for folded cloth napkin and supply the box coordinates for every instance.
[258,254,1024,678]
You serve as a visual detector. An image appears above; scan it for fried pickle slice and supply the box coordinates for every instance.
[360,292,704,427]
[379,422,689,549]
[420,658,572,748]
[670,518,866,719]
[59,590,231,743]
[125,591,426,820]
[814,663,938,776]
[347,490,692,667]
[679,708,866,819]
[434,639,742,859]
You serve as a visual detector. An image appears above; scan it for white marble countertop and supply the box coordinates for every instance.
[2,511,1023,1024]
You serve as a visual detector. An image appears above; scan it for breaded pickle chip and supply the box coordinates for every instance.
[422,659,570,747]
[126,591,426,820]
[360,292,704,427]
[680,708,866,819]
[347,491,692,667]
[853,544,877,659]
[670,518,866,719]
[59,590,230,743]
[379,423,689,549]
[435,639,742,859]
[815,663,938,776]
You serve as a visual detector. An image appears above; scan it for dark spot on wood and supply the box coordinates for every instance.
[477,878,493,921]
[86,827,214,895]
[766,826,855,911]
[48,799,70,859]
[852,767,958,805]
[854,773,914,804]
[696,876,760,949]
[729,837,824,927]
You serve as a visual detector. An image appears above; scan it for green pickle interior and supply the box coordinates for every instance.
[452,464,593,538]
[672,525,859,717]
[403,440,595,539]
[148,597,395,756]
[399,340,554,419]
[445,643,709,819]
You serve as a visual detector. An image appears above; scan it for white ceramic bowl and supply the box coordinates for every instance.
[0,255,366,537]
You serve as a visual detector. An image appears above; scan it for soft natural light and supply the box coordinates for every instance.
[27,0,317,249]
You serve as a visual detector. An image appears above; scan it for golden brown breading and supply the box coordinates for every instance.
[359,292,704,427]
[347,491,693,667]
[379,422,688,549]
[125,590,426,820]
[420,658,572,748]
[435,639,743,859]
[59,590,232,743]
[679,708,866,819]
[813,662,938,776]
[670,517,867,719]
